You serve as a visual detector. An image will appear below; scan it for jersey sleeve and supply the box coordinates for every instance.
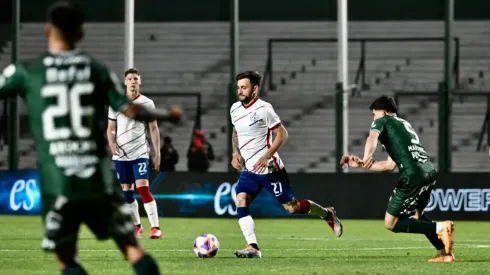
[0,63,26,98]
[370,117,387,133]
[263,104,282,130]
[146,100,156,122]
[108,106,116,121]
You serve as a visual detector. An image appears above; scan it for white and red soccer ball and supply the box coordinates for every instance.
[193,233,220,258]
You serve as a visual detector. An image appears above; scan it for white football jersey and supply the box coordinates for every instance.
[230,98,285,174]
[108,94,155,161]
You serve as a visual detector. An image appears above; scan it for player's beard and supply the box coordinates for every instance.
[239,93,256,105]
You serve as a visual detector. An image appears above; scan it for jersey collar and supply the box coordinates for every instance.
[242,97,259,109]
[132,93,141,101]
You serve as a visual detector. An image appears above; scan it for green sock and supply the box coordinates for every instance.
[132,254,160,275]
[419,215,446,252]
[62,264,88,275]
[392,217,436,234]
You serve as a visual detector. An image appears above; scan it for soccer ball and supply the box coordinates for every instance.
[193,233,220,258]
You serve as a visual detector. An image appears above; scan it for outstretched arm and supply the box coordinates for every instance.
[149,120,161,169]
[123,104,183,123]
[362,130,379,164]
[105,69,183,124]
[340,154,396,173]
[364,156,397,172]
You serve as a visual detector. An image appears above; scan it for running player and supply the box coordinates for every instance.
[340,95,455,263]
[107,68,161,239]
[0,1,182,274]
[230,71,343,258]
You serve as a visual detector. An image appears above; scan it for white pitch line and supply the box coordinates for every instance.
[0,244,488,253]
[274,237,490,243]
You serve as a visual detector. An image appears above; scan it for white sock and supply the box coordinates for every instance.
[129,200,141,226]
[144,200,159,228]
[436,222,444,234]
[238,215,257,245]
[307,200,329,219]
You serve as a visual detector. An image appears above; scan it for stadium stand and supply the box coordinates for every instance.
[0,21,489,171]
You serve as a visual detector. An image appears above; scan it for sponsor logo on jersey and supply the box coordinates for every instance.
[250,112,259,123]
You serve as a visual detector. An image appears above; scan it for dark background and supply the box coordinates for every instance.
[144,172,490,220]
[2,0,490,22]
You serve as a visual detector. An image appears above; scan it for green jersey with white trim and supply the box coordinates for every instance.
[370,115,434,174]
[0,50,129,199]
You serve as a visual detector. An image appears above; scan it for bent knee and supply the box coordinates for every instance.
[235,193,249,207]
[283,202,300,214]
[384,220,395,231]
[121,184,133,191]
[135,179,149,188]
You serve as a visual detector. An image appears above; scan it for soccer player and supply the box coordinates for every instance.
[107,68,161,239]
[340,95,455,263]
[0,1,182,274]
[230,71,343,258]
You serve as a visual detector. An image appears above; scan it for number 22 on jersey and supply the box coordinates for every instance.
[41,83,95,141]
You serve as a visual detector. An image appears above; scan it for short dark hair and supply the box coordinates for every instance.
[164,136,172,144]
[124,68,140,77]
[369,95,398,113]
[47,1,85,43]
[236,71,261,87]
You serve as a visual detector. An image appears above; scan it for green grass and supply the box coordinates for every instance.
[0,216,489,274]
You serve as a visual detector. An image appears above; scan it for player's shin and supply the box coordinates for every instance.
[124,190,141,226]
[132,254,161,275]
[420,215,446,255]
[392,217,437,234]
[62,264,88,275]
[137,186,159,228]
[298,200,329,218]
[237,207,259,249]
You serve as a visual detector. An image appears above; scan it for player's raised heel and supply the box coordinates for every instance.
[437,220,454,255]
[325,207,343,237]
[234,246,262,258]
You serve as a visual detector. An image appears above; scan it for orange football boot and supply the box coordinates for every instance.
[428,253,456,263]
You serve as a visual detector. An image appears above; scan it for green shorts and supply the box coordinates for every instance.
[41,193,137,252]
[386,170,436,217]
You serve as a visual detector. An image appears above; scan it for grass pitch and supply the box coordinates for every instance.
[0,216,489,274]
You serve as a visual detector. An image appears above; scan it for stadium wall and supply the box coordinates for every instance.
[1,170,489,221]
[1,0,490,22]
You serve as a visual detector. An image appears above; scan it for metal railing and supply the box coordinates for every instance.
[262,37,460,94]
[393,91,490,153]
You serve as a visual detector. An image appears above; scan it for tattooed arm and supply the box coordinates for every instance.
[231,127,244,170]
[232,127,240,154]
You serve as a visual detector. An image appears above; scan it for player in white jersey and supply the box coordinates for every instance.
[107,68,162,239]
[230,71,344,258]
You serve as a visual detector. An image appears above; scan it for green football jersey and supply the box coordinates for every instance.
[0,50,129,199]
[370,115,434,174]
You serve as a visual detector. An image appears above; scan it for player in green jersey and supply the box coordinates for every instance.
[340,96,455,263]
[0,1,183,274]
